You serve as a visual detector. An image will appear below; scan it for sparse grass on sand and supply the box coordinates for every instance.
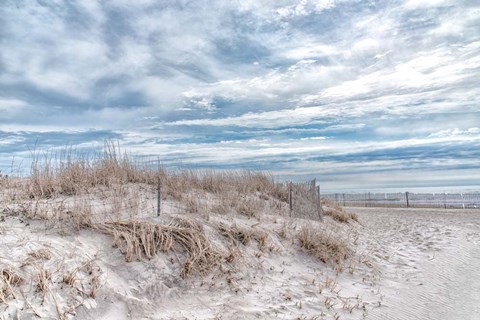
[0,142,365,319]
[95,218,222,277]
[297,224,351,271]
[25,141,288,202]
[321,198,359,223]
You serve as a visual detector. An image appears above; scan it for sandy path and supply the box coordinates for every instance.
[354,207,480,320]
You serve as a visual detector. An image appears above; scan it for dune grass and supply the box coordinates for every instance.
[0,142,366,320]
[321,198,359,223]
[95,217,222,277]
[2,142,357,276]
[297,224,351,271]
[25,141,288,206]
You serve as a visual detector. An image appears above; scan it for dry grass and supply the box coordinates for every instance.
[95,218,222,277]
[62,259,100,293]
[0,266,24,303]
[35,265,51,304]
[28,141,160,199]
[24,142,291,222]
[89,274,100,298]
[218,223,270,252]
[164,170,287,202]
[183,194,202,214]
[29,249,52,260]
[297,225,351,270]
[235,197,262,219]
[69,199,95,230]
[211,192,237,215]
[159,170,290,222]
[0,142,369,320]
[321,199,359,223]
[62,271,77,287]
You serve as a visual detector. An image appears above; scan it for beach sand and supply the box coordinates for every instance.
[2,202,479,319]
[354,207,480,320]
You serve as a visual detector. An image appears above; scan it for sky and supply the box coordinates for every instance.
[1,0,480,191]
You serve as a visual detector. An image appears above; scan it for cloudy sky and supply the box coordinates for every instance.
[1,0,479,191]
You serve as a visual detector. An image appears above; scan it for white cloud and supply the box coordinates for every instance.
[284,43,340,60]
[276,0,335,18]
[352,38,380,53]
[404,0,452,9]
[0,134,25,146]
[1,3,110,100]
[429,128,480,138]
[429,5,480,39]
[299,136,326,141]
[182,59,349,105]
[167,87,479,128]
[0,99,30,120]
[191,98,217,112]
[119,127,480,173]
[165,106,329,128]
[0,98,27,109]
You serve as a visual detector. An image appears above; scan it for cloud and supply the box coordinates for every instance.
[164,106,331,128]
[1,0,480,190]
[275,0,336,18]
[0,98,28,116]
[428,127,480,138]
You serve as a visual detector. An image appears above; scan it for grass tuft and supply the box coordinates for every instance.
[297,225,350,270]
[218,223,270,252]
[321,199,359,223]
[0,267,24,303]
[96,218,222,277]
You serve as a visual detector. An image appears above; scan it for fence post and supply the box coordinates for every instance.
[288,182,293,215]
[335,193,338,205]
[368,192,371,207]
[317,185,323,219]
[444,192,447,209]
[342,193,346,206]
[157,176,161,216]
[405,192,409,208]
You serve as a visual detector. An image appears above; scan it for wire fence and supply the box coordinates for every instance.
[287,178,323,220]
[322,192,480,209]
[3,167,479,227]
[0,176,324,223]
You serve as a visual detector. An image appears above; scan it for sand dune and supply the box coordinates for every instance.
[2,170,479,319]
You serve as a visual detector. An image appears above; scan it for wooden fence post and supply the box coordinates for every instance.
[289,182,293,215]
[157,176,161,216]
[405,192,409,208]
[317,185,323,219]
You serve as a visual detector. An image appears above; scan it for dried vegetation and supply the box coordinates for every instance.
[0,141,364,318]
[0,266,24,303]
[297,225,351,271]
[96,218,221,277]
[321,198,359,223]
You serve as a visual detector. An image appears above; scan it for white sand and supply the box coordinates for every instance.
[2,204,479,319]
[353,207,480,320]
